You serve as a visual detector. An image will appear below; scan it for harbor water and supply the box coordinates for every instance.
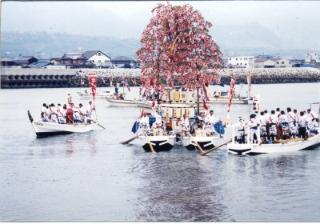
[0,83,320,221]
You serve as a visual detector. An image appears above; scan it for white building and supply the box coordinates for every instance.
[305,53,320,64]
[227,56,254,68]
[254,57,291,68]
[82,50,112,68]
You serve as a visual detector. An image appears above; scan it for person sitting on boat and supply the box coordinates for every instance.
[180,114,190,136]
[309,118,319,136]
[306,109,318,131]
[298,111,308,140]
[139,113,150,134]
[41,103,48,121]
[73,105,82,123]
[48,103,59,123]
[248,114,260,144]
[195,120,207,137]
[279,110,289,139]
[268,110,278,143]
[152,122,165,136]
[79,103,87,123]
[66,103,74,124]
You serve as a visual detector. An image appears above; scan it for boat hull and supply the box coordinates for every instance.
[139,135,175,152]
[182,136,223,151]
[106,97,138,107]
[227,134,320,155]
[31,121,97,138]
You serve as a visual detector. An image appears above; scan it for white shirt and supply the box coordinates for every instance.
[270,114,278,124]
[41,106,47,113]
[248,118,258,128]
[79,107,87,116]
[140,116,149,126]
[299,115,308,127]
[279,114,288,124]
[287,111,295,123]
[205,114,217,124]
[258,115,266,126]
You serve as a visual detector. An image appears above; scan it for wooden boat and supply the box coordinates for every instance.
[27,110,97,138]
[227,126,320,155]
[77,90,113,99]
[106,96,138,107]
[138,135,175,152]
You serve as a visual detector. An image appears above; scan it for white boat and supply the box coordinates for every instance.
[77,90,114,99]
[208,96,253,105]
[27,111,98,138]
[182,135,224,151]
[138,135,175,152]
[106,96,138,107]
[227,126,320,155]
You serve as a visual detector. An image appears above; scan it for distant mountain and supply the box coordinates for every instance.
[1,24,315,59]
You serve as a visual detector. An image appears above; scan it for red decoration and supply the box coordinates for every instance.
[88,72,97,98]
[137,3,223,91]
[227,76,236,112]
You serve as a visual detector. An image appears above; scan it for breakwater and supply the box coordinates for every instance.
[1,67,319,89]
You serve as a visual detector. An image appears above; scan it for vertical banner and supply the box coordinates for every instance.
[88,72,97,98]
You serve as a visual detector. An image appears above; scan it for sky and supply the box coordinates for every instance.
[2,1,320,39]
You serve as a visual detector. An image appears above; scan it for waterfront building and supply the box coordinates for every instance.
[226,56,254,68]
[254,56,291,68]
[82,50,112,68]
[111,56,138,68]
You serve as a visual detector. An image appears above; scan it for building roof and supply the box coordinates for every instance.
[112,56,135,61]
[29,59,50,68]
[13,56,38,64]
[62,53,85,60]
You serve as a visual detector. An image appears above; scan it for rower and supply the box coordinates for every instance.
[57,103,66,124]
[73,105,81,123]
[309,118,319,135]
[139,113,150,134]
[235,117,246,144]
[205,110,217,125]
[180,114,190,136]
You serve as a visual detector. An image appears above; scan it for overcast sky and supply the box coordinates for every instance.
[2,1,320,40]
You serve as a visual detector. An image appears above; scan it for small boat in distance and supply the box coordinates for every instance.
[77,89,113,100]
[27,110,98,138]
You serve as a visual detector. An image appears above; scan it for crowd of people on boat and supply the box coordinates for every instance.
[134,109,223,138]
[235,107,319,144]
[40,94,95,124]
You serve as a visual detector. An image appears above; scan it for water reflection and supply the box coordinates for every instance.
[133,150,232,221]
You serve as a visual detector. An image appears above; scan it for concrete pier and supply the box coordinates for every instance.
[1,67,319,89]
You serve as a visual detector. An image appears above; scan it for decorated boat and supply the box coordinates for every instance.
[27,111,98,138]
[227,126,320,155]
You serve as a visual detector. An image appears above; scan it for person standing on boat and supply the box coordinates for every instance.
[86,101,95,123]
[258,111,267,142]
[67,93,72,104]
[248,114,260,144]
[275,108,281,117]
[180,114,190,136]
[139,113,150,134]
[279,110,289,139]
[269,110,278,142]
[79,103,87,123]
[66,103,74,124]
[298,111,308,140]
[264,109,270,138]
[56,103,65,124]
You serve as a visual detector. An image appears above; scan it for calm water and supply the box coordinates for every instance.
[0,83,320,221]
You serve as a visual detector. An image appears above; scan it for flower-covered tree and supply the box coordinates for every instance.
[137,3,223,91]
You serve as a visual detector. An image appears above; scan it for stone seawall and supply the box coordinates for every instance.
[1,67,319,89]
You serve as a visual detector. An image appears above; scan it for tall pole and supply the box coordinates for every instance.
[197,87,200,116]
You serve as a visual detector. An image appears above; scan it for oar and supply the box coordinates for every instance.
[191,140,206,154]
[200,138,232,156]
[121,134,141,145]
[91,120,106,129]
[147,137,157,153]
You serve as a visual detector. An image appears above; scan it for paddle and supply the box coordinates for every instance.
[191,140,206,154]
[200,138,232,156]
[91,119,106,129]
[121,134,141,145]
[147,137,157,153]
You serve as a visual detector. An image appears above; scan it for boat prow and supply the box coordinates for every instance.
[182,135,223,151]
[139,135,175,152]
